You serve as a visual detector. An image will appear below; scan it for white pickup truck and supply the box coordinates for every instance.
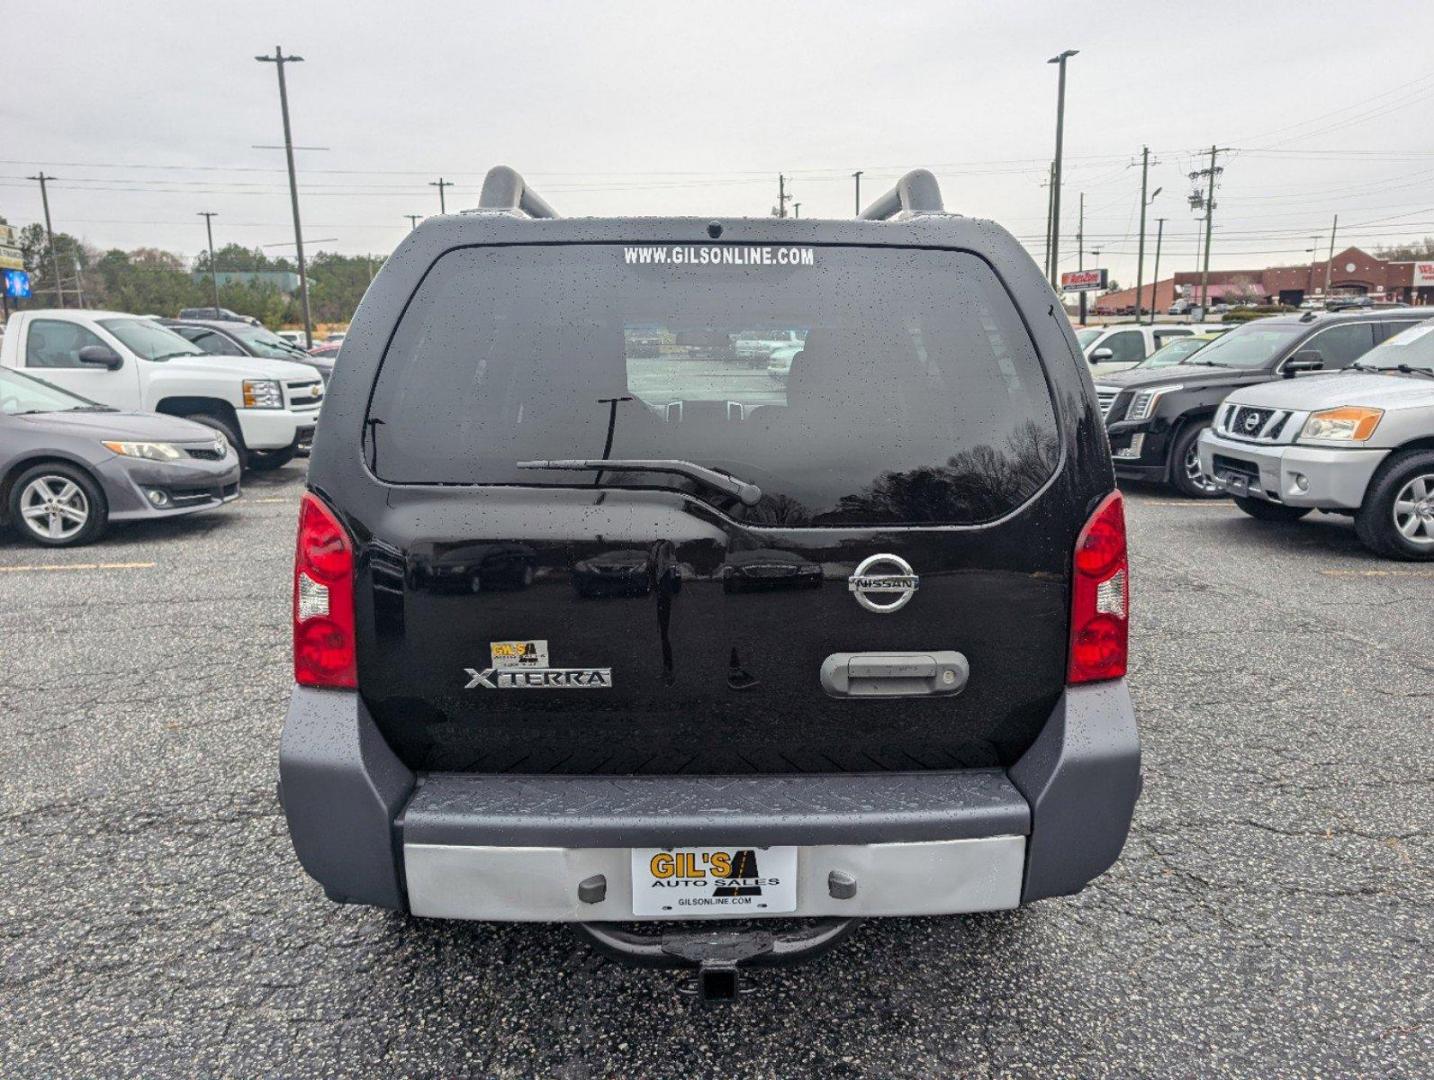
[0,310,323,471]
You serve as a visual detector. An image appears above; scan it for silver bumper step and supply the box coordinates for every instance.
[404,836,1026,921]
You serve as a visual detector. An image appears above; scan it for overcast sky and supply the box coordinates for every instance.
[5,0,1434,287]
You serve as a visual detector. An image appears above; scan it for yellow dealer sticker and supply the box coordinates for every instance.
[490,640,548,668]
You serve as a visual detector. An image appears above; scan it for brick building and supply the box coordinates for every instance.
[1172,246,1434,307]
[1091,278,1178,316]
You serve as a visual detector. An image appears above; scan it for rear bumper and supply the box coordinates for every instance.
[278,681,1140,918]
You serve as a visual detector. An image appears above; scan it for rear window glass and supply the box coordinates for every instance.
[366,244,1059,526]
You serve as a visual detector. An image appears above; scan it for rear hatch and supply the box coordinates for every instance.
[357,242,1076,775]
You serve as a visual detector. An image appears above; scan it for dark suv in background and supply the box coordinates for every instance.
[1095,309,1431,497]
[277,166,1140,999]
[161,318,335,384]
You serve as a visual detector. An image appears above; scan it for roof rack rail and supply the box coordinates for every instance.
[473,165,560,219]
[857,169,944,221]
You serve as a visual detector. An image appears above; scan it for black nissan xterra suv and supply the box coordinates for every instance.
[1095,308,1429,497]
[279,167,1140,1000]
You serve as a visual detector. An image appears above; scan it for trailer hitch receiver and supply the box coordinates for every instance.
[572,918,861,1004]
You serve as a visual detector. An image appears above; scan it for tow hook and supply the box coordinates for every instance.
[571,917,861,1005]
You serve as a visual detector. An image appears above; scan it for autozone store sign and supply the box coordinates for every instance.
[1413,262,1434,286]
[1060,268,1108,292]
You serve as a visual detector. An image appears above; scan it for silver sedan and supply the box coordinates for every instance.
[1,367,242,546]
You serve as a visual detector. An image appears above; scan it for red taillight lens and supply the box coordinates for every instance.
[294,492,356,688]
[1068,491,1128,684]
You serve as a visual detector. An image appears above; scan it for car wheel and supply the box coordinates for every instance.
[183,413,246,466]
[1170,423,1223,498]
[8,463,108,547]
[1233,497,1310,522]
[246,448,298,472]
[1355,450,1434,560]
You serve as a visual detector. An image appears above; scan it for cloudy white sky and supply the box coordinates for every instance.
[5,0,1434,287]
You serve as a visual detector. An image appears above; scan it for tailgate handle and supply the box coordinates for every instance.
[819,651,969,698]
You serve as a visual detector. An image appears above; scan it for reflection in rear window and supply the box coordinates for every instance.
[366,245,1059,525]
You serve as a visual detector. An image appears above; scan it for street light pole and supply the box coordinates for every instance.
[27,172,64,307]
[255,46,313,348]
[1325,213,1336,295]
[852,170,863,216]
[198,211,220,309]
[1135,148,1161,321]
[1149,218,1165,325]
[1046,49,1078,288]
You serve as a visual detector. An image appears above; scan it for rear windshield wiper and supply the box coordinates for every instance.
[517,459,763,506]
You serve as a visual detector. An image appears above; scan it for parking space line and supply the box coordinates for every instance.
[251,497,294,503]
[0,561,157,574]
[1319,568,1434,578]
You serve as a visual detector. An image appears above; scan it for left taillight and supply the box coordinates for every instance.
[1067,490,1129,684]
[293,492,356,688]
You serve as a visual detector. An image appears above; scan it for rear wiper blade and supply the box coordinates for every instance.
[517,458,763,506]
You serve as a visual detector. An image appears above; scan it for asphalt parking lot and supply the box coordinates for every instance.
[1,466,1429,1078]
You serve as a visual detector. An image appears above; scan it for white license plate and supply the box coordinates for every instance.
[630,846,798,917]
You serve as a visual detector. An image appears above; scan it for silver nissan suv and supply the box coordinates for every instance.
[1198,316,1434,559]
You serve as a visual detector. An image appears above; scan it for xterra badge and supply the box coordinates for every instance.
[465,667,612,689]
[848,554,919,613]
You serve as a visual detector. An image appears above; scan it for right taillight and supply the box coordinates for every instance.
[1067,491,1128,684]
[293,492,357,688]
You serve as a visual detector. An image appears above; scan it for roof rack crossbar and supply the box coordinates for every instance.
[858,169,944,220]
[476,165,560,219]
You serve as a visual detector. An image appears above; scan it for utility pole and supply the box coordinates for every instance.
[852,170,863,215]
[429,177,452,214]
[776,174,790,219]
[27,172,64,307]
[1190,145,1225,311]
[405,214,422,231]
[1077,191,1088,326]
[198,211,220,309]
[255,46,313,348]
[1134,147,1160,321]
[792,202,801,219]
[1149,218,1165,325]
[1323,214,1339,297]
[1307,236,1321,300]
[1046,49,1078,288]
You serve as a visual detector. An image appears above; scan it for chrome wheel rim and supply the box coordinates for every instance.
[1183,441,1220,493]
[19,475,89,540]
[1392,473,1434,547]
